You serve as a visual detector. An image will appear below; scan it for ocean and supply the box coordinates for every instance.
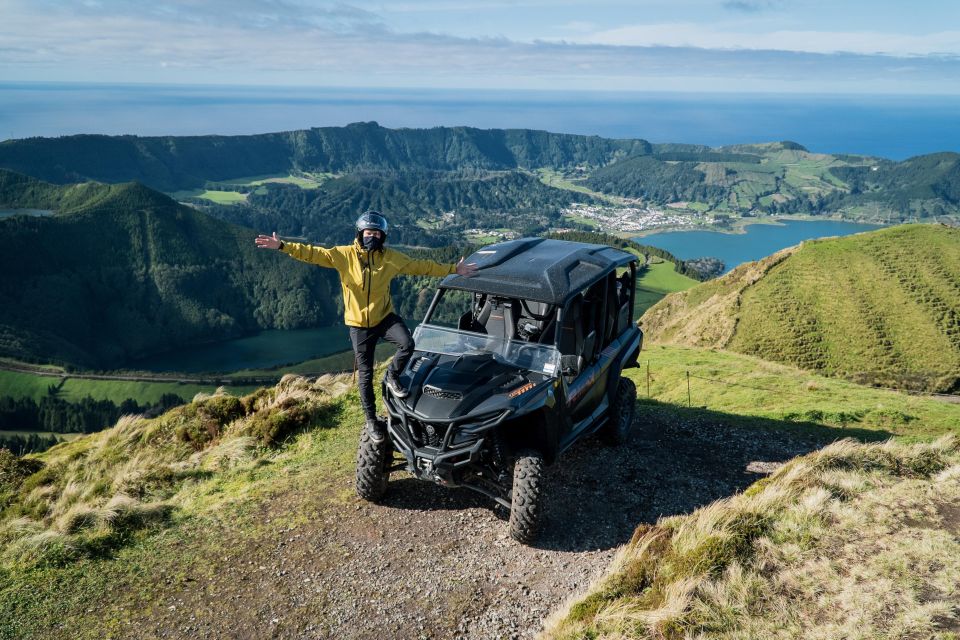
[1,83,958,160]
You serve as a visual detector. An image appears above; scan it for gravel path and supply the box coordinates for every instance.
[132,405,830,640]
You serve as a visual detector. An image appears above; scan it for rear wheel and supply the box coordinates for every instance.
[356,430,391,502]
[600,376,637,446]
[509,449,545,544]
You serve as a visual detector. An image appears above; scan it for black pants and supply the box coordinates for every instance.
[349,313,414,421]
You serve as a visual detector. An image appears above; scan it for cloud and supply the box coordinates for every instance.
[1,0,959,93]
[574,22,960,57]
[27,0,386,32]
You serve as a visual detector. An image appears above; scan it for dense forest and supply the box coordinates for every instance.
[0,170,341,369]
[206,171,593,246]
[586,155,729,203]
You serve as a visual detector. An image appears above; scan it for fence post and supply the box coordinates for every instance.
[646,360,651,398]
[687,370,691,407]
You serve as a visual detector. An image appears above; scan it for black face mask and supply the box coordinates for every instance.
[362,235,384,252]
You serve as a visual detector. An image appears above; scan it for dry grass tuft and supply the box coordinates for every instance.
[0,373,352,570]
[542,437,960,640]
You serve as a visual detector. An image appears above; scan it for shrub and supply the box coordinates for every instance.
[174,394,246,449]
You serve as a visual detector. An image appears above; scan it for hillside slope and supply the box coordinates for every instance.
[2,346,957,639]
[641,224,960,392]
[0,170,340,369]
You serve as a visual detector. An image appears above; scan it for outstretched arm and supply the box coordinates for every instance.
[254,232,343,270]
[395,252,478,277]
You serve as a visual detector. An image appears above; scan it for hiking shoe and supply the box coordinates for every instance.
[366,418,387,443]
[384,372,409,398]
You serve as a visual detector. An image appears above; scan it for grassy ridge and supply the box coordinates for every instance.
[643,224,960,393]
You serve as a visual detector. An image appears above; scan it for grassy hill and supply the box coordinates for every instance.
[641,224,960,393]
[0,170,341,369]
[1,345,958,637]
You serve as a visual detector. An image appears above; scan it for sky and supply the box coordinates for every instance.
[1,0,959,93]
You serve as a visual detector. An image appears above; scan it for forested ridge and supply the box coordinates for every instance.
[0,170,341,369]
[0,122,648,191]
[3,124,959,223]
[209,170,594,247]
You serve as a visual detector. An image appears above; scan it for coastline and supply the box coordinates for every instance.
[624,214,885,240]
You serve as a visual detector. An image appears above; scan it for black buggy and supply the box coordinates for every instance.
[355,238,642,543]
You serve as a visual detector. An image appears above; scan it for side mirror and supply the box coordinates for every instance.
[560,354,580,377]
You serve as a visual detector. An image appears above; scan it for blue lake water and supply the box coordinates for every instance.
[128,326,351,373]
[2,83,959,160]
[0,209,53,219]
[637,219,885,273]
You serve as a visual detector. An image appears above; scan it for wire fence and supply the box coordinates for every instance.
[640,361,960,408]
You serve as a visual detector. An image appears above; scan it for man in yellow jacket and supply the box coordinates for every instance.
[255,211,477,442]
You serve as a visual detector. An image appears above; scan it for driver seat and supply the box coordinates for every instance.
[480,297,518,341]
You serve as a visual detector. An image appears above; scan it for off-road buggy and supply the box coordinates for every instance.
[356,238,642,543]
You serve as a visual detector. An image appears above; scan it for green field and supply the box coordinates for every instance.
[634,261,699,316]
[535,168,614,202]
[171,189,248,204]
[215,172,332,189]
[0,369,254,404]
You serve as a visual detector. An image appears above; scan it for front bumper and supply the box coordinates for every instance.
[383,389,511,486]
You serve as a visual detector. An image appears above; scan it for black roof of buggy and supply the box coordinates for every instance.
[440,237,636,305]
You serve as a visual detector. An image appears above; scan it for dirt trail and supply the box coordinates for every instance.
[118,407,830,640]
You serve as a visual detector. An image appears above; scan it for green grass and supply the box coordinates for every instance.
[1,339,956,637]
[0,373,362,639]
[634,261,700,317]
[729,225,960,392]
[631,344,959,441]
[638,262,700,294]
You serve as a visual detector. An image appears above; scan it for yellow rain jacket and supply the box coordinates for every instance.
[281,240,456,328]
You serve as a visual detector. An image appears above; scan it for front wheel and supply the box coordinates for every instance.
[600,376,637,446]
[509,449,545,544]
[356,430,391,502]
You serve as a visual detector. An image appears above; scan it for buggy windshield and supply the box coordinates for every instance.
[413,325,561,376]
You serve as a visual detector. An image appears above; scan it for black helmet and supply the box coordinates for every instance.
[356,211,388,234]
